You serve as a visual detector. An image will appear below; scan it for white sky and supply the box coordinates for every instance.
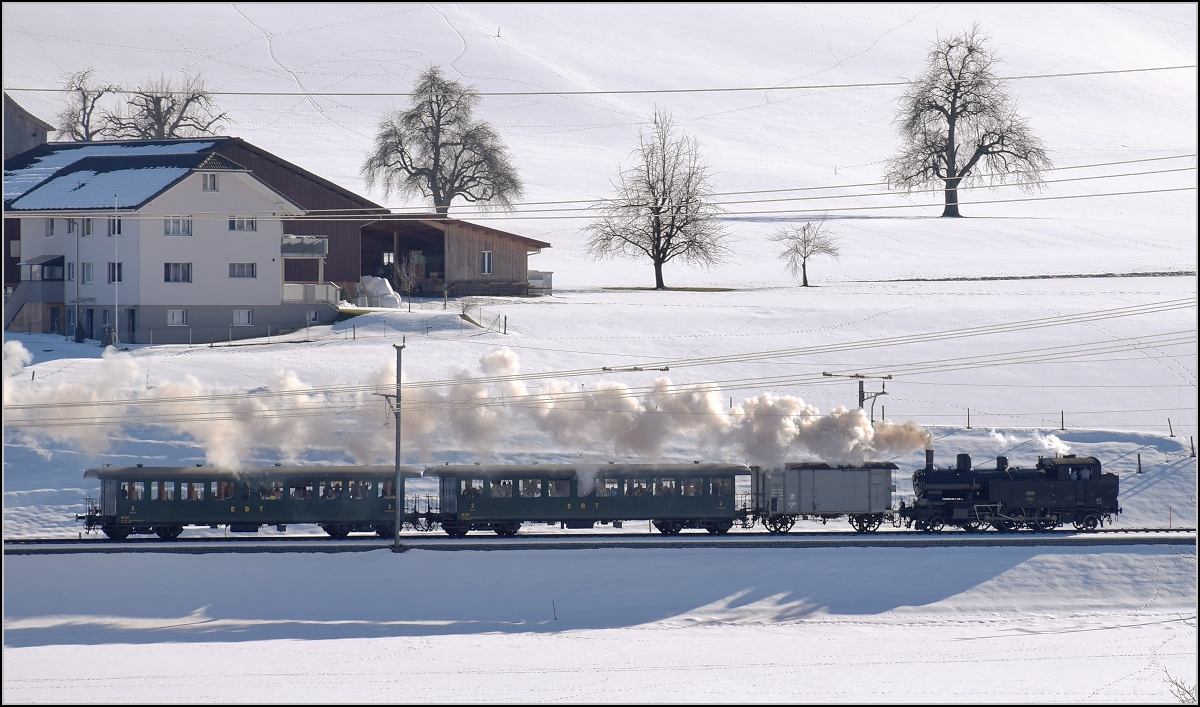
[2,3,1197,703]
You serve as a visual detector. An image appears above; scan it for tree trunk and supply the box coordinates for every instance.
[942,177,962,217]
[801,261,809,287]
[653,259,666,290]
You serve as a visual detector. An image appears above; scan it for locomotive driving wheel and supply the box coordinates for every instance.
[959,519,982,533]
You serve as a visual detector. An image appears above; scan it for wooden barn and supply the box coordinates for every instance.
[361,215,552,297]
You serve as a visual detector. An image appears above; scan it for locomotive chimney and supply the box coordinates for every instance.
[925,449,934,470]
[996,456,1008,471]
[956,453,972,471]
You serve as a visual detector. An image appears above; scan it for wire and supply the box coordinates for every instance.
[6,64,1194,97]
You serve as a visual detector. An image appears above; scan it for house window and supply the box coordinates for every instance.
[202,173,219,191]
[81,262,93,284]
[107,217,122,236]
[167,310,188,326]
[164,218,192,236]
[106,262,123,283]
[481,250,493,275]
[8,239,18,258]
[46,219,55,237]
[228,262,257,278]
[382,252,394,265]
[81,218,93,236]
[102,309,110,326]
[67,219,76,234]
[67,262,75,281]
[66,309,76,331]
[164,262,192,283]
[233,309,253,326]
[228,217,256,231]
[307,310,319,324]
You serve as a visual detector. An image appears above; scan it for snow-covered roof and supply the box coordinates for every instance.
[4,139,219,204]
[5,152,247,211]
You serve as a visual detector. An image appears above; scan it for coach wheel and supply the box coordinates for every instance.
[375,525,396,538]
[654,520,682,535]
[323,524,350,539]
[443,523,468,538]
[494,522,521,537]
[102,525,130,541]
[155,525,183,540]
[706,521,733,535]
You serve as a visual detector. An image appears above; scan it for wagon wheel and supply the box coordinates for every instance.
[323,524,350,539]
[155,525,183,540]
[738,515,757,530]
[780,516,796,533]
[849,515,868,533]
[102,525,130,541]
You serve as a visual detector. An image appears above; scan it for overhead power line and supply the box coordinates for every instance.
[6,65,1194,97]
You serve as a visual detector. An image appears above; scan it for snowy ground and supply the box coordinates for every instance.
[3,2,1198,704]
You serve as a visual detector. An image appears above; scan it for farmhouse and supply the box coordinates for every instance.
[3,146,323,344]
[4,136,553,341]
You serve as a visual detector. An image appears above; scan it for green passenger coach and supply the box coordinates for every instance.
[431,463,751,536]
[80,465,422,539]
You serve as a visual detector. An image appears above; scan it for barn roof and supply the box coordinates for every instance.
[371,213,553,251]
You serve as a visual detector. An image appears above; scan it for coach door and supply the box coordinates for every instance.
[440,476,458,513]
[102,478,119,515]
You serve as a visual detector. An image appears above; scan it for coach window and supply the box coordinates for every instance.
[291,482,313,500]
[242,482,253,500]
[548,479,571,497]
[124,481,145,501]
[519,479,542,498]
[598,478,621,497]
[184,482,204,500]
[626,478,649,497]
[653,478,677,496]
[381,480,396,499]
[490,479,513,498]
[321,480,343,499]
[348,481,370,500]
[259,482,283,500]
[681,478,703,496]
[709,477,732,497]
[461,479,484,497]
[211,481,235,500]
[152,481,176,501]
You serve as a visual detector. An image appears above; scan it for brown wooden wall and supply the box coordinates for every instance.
[215,143,376,294]
[443,221,529,283]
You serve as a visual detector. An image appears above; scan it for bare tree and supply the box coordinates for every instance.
[585,109,729,290]
[102,74,228,139]
[362,65,523,214]
[55,69,116,141]
[885,24,1050,217]
[393,255,425,313]
[769,218,841,287]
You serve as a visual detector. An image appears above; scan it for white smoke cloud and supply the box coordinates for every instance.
[5,345,934,470]
[3,340,33,378]
[1034,433,1071,458]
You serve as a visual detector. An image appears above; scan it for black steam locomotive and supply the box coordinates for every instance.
[900,450,1120,532]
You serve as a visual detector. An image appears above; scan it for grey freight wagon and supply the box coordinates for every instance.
[747,462,898,533]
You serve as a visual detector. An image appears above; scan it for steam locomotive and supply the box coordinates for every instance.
[75,450,1119,540]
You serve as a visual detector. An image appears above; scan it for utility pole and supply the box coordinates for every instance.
[393,338,405,553]
[823,372,892,422]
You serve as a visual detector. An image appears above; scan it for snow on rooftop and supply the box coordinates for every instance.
[3,141,213,202]
[7,167,192,210]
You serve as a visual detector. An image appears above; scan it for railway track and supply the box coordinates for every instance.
[5,527,1195,555]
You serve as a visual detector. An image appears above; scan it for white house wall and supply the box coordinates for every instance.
[141,171,292,307]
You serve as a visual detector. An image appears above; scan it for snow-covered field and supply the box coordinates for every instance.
[3,3,1197,703]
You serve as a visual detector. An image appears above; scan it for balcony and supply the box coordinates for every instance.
[282,282,340,304]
